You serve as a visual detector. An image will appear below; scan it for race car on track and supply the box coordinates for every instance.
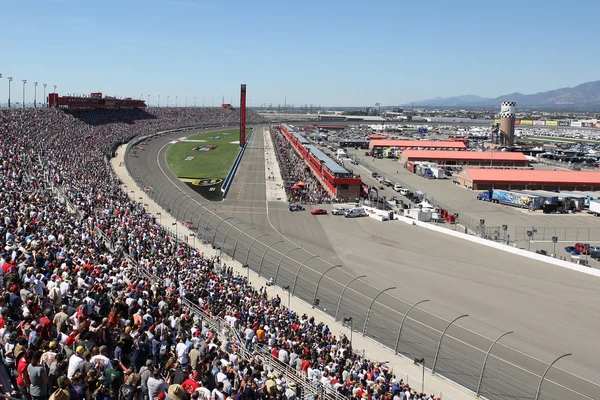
[289,204,305,212]
[311,209,328,215]
[331,208,348,215]
[183,220,196,229]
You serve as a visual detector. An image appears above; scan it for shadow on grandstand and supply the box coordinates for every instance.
[65,108,157,126]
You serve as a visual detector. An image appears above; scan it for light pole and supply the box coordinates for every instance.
[33,82,38,108]
[172,222,178,239]
[176,96,178,107]
[158,95,161,107]
[43,84,47,107]
[413,358,425,394]
[8,77,13,108]
[22,80,27,108]
[343,317,353,348]
[203,97,205,107]
[185,97,187,108]
[167,95,169,107]
[53,85,57,95]
[283,285,291,309]
[194,97,196,107]
[147,94,150,106]
[156,212,162,225]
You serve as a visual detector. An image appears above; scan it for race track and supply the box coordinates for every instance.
[125,125,600,400]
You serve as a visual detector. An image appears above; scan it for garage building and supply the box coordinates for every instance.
[457,168,600,190]
[369,140,467,151]
[399,150,530,168]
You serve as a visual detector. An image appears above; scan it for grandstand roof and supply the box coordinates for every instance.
[462,169,600,185]
[305,144,348,174]
[370,140,467,149]
[402,150,528,161]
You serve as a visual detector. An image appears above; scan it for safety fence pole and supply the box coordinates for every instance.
[362,286,397,335]
[476,331,513,397]
[312,265,342,309]
[394,299,429,354]
[245,233,269,265]
[292,255,319,296]
[258,240,284,277]
[233,227,256,260]
[212,217,233,245]
[334,275,367,321]
[274,247,301,283]
[432,314,469,374]
[535,353,571,400]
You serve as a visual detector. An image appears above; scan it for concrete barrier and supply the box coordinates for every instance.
[399,214,600,278]
[221,128,253,198]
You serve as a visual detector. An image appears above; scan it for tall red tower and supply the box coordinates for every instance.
[240,84,247,147]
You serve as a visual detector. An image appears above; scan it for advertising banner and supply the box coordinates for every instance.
[595,123,600,129]
[571,121,582,127]
[558,121,570,126]
[515,120,521,125]
[582,122,594,128]
[545,120,558,126]
[494,119,502,124]
[520,120,533,125]
[533,120,546,126]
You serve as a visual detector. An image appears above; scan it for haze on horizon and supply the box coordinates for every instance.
[1,0,599,107]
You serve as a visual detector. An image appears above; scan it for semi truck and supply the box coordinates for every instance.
[589,200,600,216]
[477,189,543,209]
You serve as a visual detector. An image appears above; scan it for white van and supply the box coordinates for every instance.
[344,208,367,218]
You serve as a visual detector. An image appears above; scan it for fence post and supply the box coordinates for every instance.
[394,299,429,354]
[292,255,319,296]
[432,314,469,374]
[476,331,513,397]
[245,233,269,265]
[312,265,342,308]
[170,191,188,214]
[258,240,284,277]
[362,286,397,335]
[223,222,245,249]
[535,353,571,400]
[195,207,214,230]
[212,217,233,245]
[233,227,256,260]
[274,247,300,283]
[334,275,367,321]
[204,213,219,233]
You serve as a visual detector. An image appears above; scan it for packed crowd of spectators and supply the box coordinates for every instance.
[269,129,331,205]
[0,107,436,400]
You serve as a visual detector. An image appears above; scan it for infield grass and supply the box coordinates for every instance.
[166,129,246,179]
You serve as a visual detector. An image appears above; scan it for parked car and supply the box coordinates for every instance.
[311,209,328,215]
[344,208,367,218]
[331,208,348,215]
[574,243,591,254]
[564,246,580,255]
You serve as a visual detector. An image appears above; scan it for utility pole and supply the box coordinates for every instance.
[43,84,47,107]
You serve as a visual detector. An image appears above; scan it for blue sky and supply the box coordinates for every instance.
[0,0,598,106]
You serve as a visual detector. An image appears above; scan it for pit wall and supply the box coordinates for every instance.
[221,128,254,198]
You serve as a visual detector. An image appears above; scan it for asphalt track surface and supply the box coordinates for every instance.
[126,126,600,400]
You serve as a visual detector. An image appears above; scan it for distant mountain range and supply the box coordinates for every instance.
[408,80,600,108]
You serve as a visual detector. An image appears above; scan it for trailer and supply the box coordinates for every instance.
[478,189,543,209]
[590,200,600,216]
[429,167,445,179]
